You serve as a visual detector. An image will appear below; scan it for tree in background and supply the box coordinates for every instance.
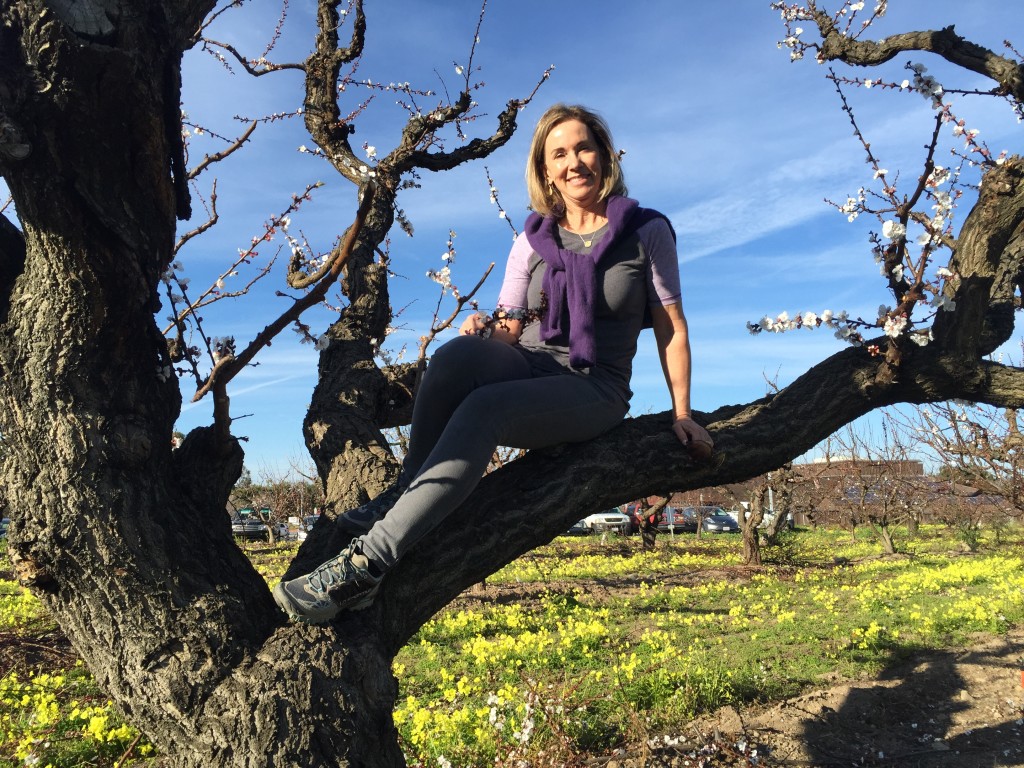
[230,462,326,542]
[1,1,1023,765]
[827,423,929,554]
[738,464,805,565]
[635,495,670,551]
[892,402,1023,542]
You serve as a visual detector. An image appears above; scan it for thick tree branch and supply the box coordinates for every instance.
[811,11,1024,103]
[371,337,1024,648]
[389,98,521,177]
[935,159,1024,356]
[304,0,366,184]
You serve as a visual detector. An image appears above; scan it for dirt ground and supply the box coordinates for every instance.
[600,628,1024,768]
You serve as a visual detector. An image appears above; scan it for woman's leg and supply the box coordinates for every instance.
[273,346,625,623]
[359,372,626,569]
[401,335,533,478]
[338,335,533,533]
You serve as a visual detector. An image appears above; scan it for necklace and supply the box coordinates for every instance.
[572,224,607,248]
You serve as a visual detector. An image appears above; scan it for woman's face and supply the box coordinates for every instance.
[543,118,604,214]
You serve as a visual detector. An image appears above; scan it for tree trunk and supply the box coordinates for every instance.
[743,487,767,566]
[872,520,898,555]
[640,523,658,551]
[0,6,404,766]
[637,497,668,551]
[3,4,1024,767]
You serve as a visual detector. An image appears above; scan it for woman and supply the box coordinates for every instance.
[273,103,713,623]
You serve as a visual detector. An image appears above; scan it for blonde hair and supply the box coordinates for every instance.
[525,104,627,218]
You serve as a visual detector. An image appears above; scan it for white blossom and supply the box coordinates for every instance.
[883,313,908,338]
[909,329,932,347]
[427,265,453,290]
[315,335,330,351]
[927,166,950,187]
[881,220,906,240]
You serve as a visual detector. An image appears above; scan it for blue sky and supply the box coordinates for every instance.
[158,0,1021,472]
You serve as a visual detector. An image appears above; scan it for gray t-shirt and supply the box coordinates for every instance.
[497,216,681,406]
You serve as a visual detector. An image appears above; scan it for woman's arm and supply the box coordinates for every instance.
[458,232,533,344]
[650,301,713,450]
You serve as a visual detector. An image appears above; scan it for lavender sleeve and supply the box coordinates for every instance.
[639,217,682,305]
[496,232,535,309]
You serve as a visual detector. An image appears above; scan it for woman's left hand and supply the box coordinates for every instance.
[672,417,714,458]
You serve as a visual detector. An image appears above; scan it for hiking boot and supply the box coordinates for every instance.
[273,543,383,624]
[337,480,407,534]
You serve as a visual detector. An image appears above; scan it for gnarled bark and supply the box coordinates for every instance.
[1,2,1023,766]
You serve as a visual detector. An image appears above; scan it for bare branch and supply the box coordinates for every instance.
[187,121,258,180]
[415,262,494,374]
[193,181,376,429]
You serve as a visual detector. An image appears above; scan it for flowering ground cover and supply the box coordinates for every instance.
[1,526,1022,766]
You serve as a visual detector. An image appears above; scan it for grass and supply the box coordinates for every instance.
[1,524,1022,766]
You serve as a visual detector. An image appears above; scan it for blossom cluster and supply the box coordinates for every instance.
[746,309,871,345]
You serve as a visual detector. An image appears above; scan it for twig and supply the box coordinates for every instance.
[194,181,376,444]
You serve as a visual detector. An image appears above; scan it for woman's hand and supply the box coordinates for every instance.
[459,312,489,336]
[672,416,714,461]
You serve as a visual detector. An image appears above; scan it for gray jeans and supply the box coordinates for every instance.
[358,335,627,569]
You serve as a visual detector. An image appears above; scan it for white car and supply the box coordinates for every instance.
[581,509,632,535]
[296,515,322,542]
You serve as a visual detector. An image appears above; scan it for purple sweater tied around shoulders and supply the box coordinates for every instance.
[524,195,673,369]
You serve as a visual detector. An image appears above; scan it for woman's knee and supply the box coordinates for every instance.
[425,335,527,386]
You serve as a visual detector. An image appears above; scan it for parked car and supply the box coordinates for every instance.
[580,508,632,535]
[566,518,590,536]
[702,511,740,534]
[756,511,796,530]
[296,514,321,542]
[231,508,269,541]
[268,521,290,540]
[656,507,697,534]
